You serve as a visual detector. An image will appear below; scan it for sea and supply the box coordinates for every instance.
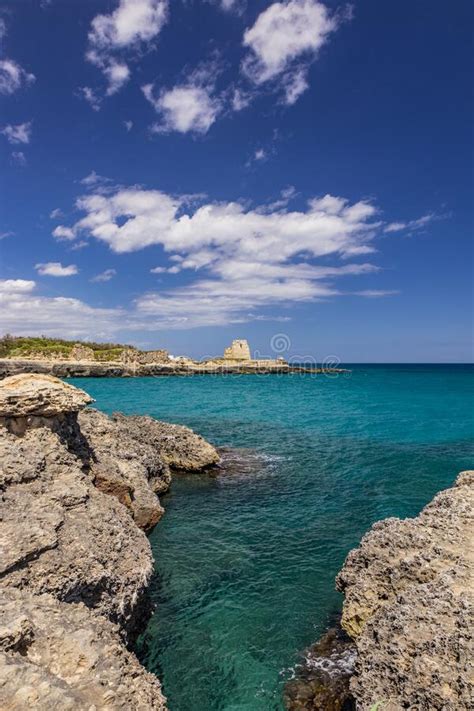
[71,364,474,711]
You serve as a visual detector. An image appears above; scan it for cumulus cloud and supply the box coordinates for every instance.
[53,225,76,241]
[0,59,35,95]
[1,121,32,144]
[242,0,342,104]
[90,268,117,282]
[124,119,133,131]
[0,279,35,294]
[143,59,222,135]
[51,183,396,327]
[50,208,64,219]
[0,279,126,339]
[86,0,168,98]
[35,262,78,277]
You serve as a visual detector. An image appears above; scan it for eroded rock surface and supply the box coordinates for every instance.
[0,374,220,710]
[0,372,93,418]
[336,470,474,710]
[0,589,166,711]
[110,413,220,472]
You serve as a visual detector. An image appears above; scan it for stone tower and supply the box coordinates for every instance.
[223,339,251,360]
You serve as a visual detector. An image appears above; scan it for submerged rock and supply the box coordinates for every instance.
[337,471,474,710]
[284,624,356,711]
[0,373,220,710]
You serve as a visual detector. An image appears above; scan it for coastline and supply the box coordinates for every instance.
[286,470,474,710]
[0,357,349,379]
[1,373,471,710]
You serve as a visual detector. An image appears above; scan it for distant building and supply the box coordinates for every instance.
[223,339,251,360]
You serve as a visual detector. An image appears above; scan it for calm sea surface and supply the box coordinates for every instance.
[71,365,474,711]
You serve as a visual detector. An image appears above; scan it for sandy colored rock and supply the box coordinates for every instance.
[0,588,166,711]
[111,413,220,471]
[78,409,171,531]
[0,373,222,710]
[0,373,93,417]
[336,470,474,710]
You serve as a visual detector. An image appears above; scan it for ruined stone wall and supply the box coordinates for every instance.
[223,339,251,360]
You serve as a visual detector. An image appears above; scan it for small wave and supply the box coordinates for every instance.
[214,447,288,480]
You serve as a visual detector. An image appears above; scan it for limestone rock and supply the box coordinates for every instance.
[0,588,166,711]
[336,471,474,710]
[0,373,93,417]
[78,408,171,531]
[111,413,220,472]
[0,373,222,710]
[0,423,154,634]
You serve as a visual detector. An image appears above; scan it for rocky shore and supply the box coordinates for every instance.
[0,373,219,709]
[286,471,474,711]
[0,358,347,379]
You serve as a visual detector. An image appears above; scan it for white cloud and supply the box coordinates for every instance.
[103,60,130,96]
[242,0,340,104]
[149,85,220,134]
[35,262,78,277]
[79,86,101,111]
[0,279,126,339]
[86,0,168,97]
[11,151,26,166]
[384,213,438,233]
[53,225,76,241]
[53,183,395,327]
[230,87,254,111]
[50,208,64,219]
[354,289,399,298]
[211,0,245,13]
[282,66,309,105]
[143,56,223,137]
[0,279,35,294]
[1,121,32,144]
[90,268,117,282]
[0,231,14,240]
[0,59,35,95]
[124,120,133,131]
[80,170,113,188]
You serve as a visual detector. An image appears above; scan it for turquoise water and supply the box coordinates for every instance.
[71,365,474,711]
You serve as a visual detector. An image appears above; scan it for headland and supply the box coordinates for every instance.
[0,336,348,378]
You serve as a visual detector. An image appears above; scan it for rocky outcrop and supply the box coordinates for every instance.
[288,472,474,711]
[0,372,93,417]
[0,374,220,710]
[0,589,165,710]
[336,470,474,710]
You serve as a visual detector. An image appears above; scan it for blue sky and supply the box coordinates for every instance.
[0,0,472,362]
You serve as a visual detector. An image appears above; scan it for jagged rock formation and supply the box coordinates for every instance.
[336,470,474,710]
[0,373,220,710]
[287,472,474,711]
